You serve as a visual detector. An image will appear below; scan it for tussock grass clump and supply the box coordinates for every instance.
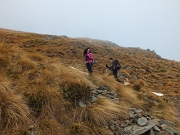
[36,119,66,135]
[62,83,92,106]
[16,58,36,72]
[70,122,112,135]
[29,53,45,62]
[0,55,10,70]
[24,87,72,122]
[53,63,94,87]
[0,83,32,132]
[74,98,128,127]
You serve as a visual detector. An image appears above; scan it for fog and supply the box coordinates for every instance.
[0,0,180,61]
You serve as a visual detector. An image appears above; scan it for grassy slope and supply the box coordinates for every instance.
[0,28,180,134]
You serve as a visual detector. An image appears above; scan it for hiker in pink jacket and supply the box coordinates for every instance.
[83,48,94,73]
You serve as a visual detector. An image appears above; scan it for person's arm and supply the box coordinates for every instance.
[88,53,94,60]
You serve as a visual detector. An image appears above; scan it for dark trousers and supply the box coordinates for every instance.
[86,63,93,73]
[113,69,120,81]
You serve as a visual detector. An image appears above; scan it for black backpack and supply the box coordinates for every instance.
[114,60,121,70]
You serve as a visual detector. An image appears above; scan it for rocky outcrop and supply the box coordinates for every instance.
[108,108,180,135]
[78,85,120,107]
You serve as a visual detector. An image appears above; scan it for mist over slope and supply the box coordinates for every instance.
[0,28,180,134]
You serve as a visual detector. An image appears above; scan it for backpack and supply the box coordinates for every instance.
[114,60,121,70]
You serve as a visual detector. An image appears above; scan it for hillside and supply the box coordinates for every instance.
[0,28,180,135]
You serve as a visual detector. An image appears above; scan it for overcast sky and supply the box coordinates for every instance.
[0,0,180,61]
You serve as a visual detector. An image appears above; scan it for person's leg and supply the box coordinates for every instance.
[89,63,93,72]
[113,69,120,81]
[86,63,92,73]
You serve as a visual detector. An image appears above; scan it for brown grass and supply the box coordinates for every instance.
[1,28,180,133]
[36,119,66,135]
[0,83,32,133]
[70,122,113,135]
[74,98,128,127]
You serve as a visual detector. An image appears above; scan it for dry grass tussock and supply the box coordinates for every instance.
[36,119,67,135]
[70,122,112,135]
[1,29,180,133]
[0,83,32,132]
[74,97,128,127]
[117,85,144,108]
[52,63,95,87]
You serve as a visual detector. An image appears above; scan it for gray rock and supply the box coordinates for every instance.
[115,126,122,135]
[156,131,169,135]
[133,74,138,80]
[109,120,116,125]
[129,112,135,118]
[97,94,102,97]
[167,126,180,135]
[125,65,131,70]
[160,119,175,127]
[137,117,149,126]
[147,128,155,135]
[166,128,175,135]
[92,96,98,102]
[132,108,143,114]
[153,126,161,132]
[110,125,116,131]
[161,124,168,130]
[92,89,97,94]
[79,101,86,107]
[149,119,160,126]
[114,98,120,103]
[124,121,156,135]
[97,90,103,93]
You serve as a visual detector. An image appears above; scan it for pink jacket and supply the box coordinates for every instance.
[84,52,94,63]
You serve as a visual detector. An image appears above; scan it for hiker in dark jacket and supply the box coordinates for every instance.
[106,58,121,82]
[84,48,94,73]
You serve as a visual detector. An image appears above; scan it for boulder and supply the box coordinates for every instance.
[124,123,155,135]
[137,117,149,126]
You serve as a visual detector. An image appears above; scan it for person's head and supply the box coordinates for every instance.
[109,58,114,63]
[83,48,91,56]
[109,58,113,62]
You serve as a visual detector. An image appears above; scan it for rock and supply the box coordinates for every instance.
[92,96,97,102]
[125,65,131,70]
[79,101,86,107]
[133,74,138,80]
[115,126,122,135]
[147,128,155,135]
[109,120,116,125]
[149,119,160,126]
[137,117,149,126]
[124,121,156,135]
[27,125,35,135]
[110,125,116,131]
[160,119,175,127]
[114,98,120,103]
[153,126,161,132]
[132,108,143,114]
[161,124,168,130]
[167,126,180,135]
[129,112,135,118]
[92,89,97,93]
[118,73,129,78]
[156,131,169,135]
[166,128,175,135]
